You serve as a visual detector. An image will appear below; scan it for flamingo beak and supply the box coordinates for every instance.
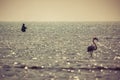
[96,38,99,41]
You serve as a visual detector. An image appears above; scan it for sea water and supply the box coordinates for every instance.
[0,22,120,80]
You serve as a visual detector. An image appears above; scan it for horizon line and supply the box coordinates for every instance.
[0,20,120,22]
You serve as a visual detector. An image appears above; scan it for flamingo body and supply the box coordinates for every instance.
[87,45,96,52]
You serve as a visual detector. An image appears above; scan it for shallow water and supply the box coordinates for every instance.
[0,22,120,80]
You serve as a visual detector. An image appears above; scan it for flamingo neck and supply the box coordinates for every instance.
[93,39,97,50]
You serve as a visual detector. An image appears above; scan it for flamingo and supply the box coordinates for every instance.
[87,37,99,58]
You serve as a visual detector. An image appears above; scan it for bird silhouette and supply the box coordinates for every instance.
[87,37,99,58]
[21,24,27,32]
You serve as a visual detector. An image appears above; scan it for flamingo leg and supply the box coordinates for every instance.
[90,51,93,58]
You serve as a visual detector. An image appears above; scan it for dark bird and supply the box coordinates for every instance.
[87,37,99,58]
[21,24,27,32]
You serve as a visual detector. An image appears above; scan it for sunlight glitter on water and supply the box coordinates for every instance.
[32,57,37,60]
[0,22,120,80]
[114,56,120,60]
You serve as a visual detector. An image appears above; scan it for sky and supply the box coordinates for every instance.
[0,0,120,21]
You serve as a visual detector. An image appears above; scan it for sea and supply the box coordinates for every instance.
[0,22,120,80]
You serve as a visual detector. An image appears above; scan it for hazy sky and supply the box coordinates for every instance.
[0,0,120,21]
